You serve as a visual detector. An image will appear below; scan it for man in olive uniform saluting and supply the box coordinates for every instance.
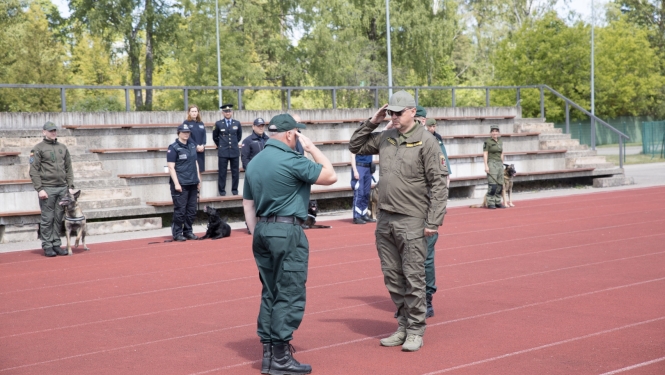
[483,124,504,209]
[243,114,337,375]
[213,103,242,196]
[29,121,75,257]
[349,91,448,352]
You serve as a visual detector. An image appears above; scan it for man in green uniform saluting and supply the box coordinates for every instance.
[243,114,337,375]
[483,124,505,209]
[349,91,448,352]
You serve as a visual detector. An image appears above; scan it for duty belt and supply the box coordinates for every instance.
[356,162,372,168]
[258,216,304,225]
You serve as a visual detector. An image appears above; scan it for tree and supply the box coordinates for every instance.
[69,0,180,110]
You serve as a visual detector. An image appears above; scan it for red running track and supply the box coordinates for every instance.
[2,186,665,375]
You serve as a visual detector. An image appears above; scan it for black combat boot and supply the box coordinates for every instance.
[269,342,311,375]
[261,343,272,374]
[426,294,434,318]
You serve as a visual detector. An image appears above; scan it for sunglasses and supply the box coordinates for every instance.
[386,109,405,117]
[222,109,232,113]
[47,129,57,132]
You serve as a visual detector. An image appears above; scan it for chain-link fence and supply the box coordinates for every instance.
[554,116,653,147]
[642,121,665,157]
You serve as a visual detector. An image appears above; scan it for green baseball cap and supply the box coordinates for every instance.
[415,105,427,117]
[43,121,57,131]
[490,124,500,131]
[268,114,306,132]
[425,118,437,126]
[386,90,416,112]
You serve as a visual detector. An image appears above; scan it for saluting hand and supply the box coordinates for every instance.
[370,104,389,125]
[294,131,315,152]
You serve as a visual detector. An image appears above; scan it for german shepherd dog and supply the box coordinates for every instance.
[58,189,89,255]
[302,200,331,229]
[199,205,231,240]
[470,164,517,208]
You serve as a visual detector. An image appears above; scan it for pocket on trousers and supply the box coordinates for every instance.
[404,230,426,267]
[282,261,307,295]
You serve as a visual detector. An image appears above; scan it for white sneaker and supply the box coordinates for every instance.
[401,334,423,352]
[379,329,406,347]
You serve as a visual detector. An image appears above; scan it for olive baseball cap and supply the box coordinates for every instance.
[268,114,306,132]
[43,121,57,131]
[386,90,416,112]
[415,105,427,117]
[425,118,437,126]
[490,124,500,131]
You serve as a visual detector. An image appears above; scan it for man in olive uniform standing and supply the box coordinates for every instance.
[243,114,336,375]
[213,103,242,196]
[349,91,448,352]
[29,121,75,257]
[483,125,504,209]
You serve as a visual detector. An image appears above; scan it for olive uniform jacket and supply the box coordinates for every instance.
[29,137,74,192]
[349,119,448,230]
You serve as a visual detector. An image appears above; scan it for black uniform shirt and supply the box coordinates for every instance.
[240,131,270,169]
[167,138,200,185]
[184,120,206,149]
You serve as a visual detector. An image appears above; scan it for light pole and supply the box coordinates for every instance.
[215,0,223,107]
[590,0,596,149]
[385,0,393,97]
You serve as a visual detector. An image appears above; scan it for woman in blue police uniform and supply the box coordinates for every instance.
[182,105,207,172]
[350,152,376,224]
[167,124,202,241]
[213,103,242,196]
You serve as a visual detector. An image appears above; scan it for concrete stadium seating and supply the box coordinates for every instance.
[0,107,629,243]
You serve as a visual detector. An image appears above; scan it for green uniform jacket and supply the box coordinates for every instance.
[349,119,448,229]
[483,137,503,161]
[29,138,74,192]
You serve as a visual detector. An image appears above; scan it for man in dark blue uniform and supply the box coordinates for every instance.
[350,152,376,224]
[243,114,337,375]
[167,123,201,241]
[213,103,242,195]
[240,117,269,170]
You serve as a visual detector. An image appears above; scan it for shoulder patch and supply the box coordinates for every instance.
[167,149,171,153]
[29,156,34,164]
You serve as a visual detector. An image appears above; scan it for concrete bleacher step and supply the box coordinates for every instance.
[0,136,77,148]
[76,178,128,189]
[593,175,634,188]
[79,187,133,200]
[515,122,561,134]
[78,197,142,211]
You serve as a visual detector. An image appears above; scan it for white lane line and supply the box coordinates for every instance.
[599,356,665,375]
[2,230,664,322]
[2,276,663,373]
[419,317,665,375]
[5,245,661,340]
[187,277,665,375]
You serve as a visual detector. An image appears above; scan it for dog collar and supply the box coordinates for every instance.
[65,216,86,222]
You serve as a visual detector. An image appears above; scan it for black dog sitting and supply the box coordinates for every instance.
[302,200,331,229]
[199,205,231,240]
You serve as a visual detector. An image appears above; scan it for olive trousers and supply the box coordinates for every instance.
[486,159,505,206]
[38,185,68,249]
[252,221,309,343]
[375,210,428,336]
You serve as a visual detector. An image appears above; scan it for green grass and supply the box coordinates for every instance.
[605,153,665,165]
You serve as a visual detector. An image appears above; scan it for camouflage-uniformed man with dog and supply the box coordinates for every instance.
[349,91,448,352]
[483,124,505,209]
[29,121,75,257]
[243,114,337,374]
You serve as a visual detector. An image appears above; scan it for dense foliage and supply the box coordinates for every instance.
[0,0,663,119]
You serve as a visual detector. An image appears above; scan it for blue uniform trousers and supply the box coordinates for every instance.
[351,165,372,218]
[218,156,239,195]
[170,183,198,238]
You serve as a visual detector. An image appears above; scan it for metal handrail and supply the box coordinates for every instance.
[0,82,630,167]
[541,85,629,168]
